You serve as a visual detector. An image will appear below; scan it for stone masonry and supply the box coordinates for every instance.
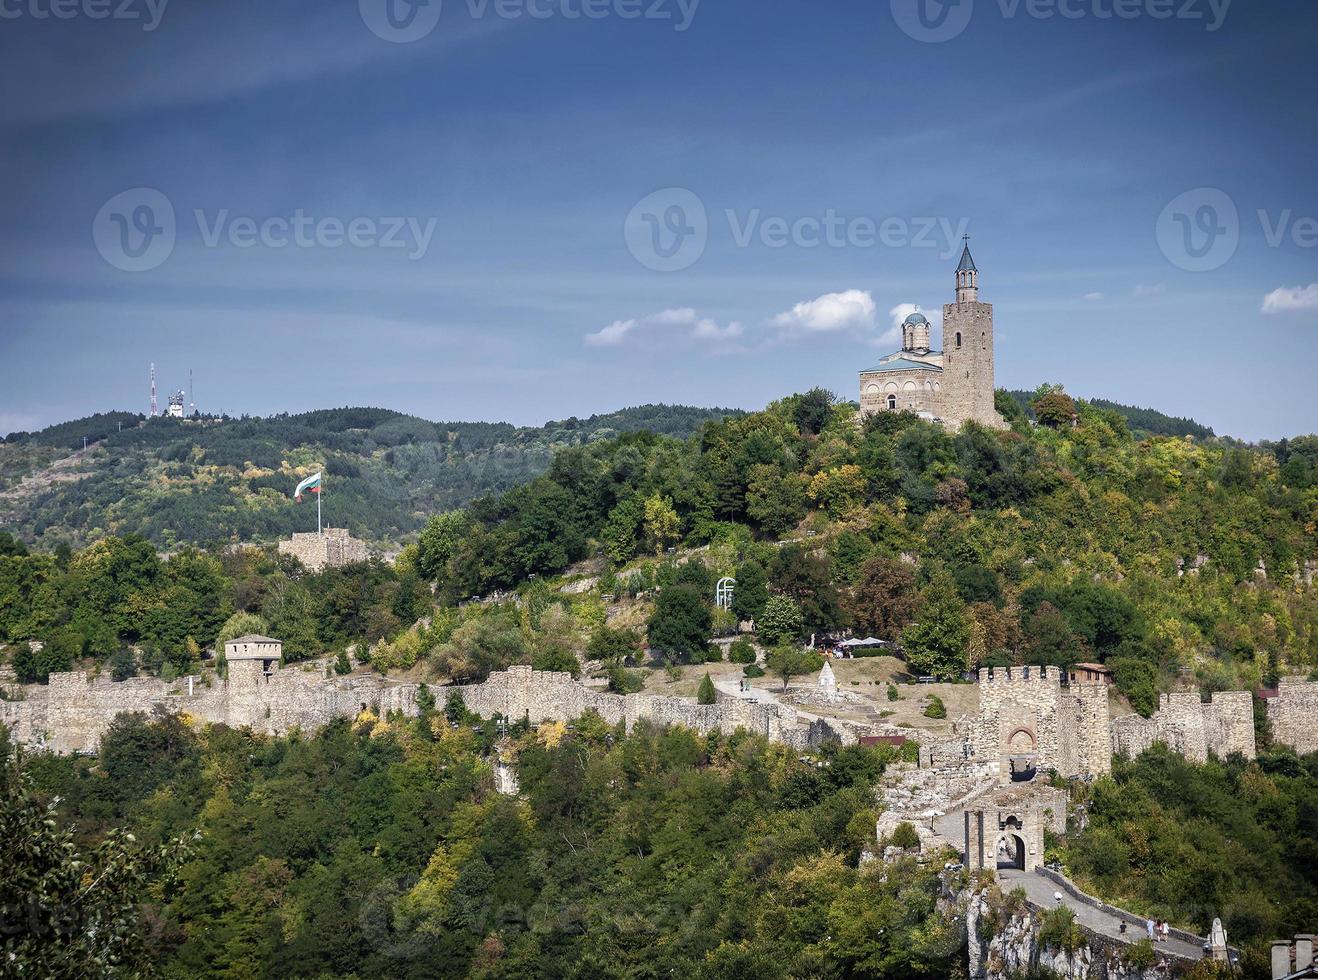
[0,664,853,756]
[1110,691,1256,763]
[966,667,1112,781]
[1266,677,1318,756]
[277,527,368,572]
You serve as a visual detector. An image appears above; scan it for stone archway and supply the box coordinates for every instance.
[996,833,1026,871]
[1006,726,1037,753]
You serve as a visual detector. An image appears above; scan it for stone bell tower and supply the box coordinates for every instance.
[940,239,1007,430]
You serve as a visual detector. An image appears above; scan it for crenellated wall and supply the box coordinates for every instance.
[967,667,1111,780]
[1268,677,1318,755]
[1110,690,1256,763]
[1,664,853,756]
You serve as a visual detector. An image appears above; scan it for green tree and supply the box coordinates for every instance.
[899,572,970,680]
[697,673,716,704]
[417,511,468,581]
[0,733,193,976]
[647,584,712,658]
[766,644,824,691]
[730,560,768,623]
[847,557,918,640]
[757,595,804,646]
[728,637,757,664]
[1032,387,1076,428]
[643,494,682,555]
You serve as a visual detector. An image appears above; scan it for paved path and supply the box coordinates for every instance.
[999,869,1206,961]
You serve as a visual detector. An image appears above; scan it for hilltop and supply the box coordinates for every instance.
[0,404,739,548]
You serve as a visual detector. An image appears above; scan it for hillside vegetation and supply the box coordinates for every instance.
[0,405,736,548]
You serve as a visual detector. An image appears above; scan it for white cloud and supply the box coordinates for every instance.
[772,289,876,334]
[692,318,745,342]
[1133,283,1166,298]
[1261,284,1318,314]
[584,308,743,348]
[583,318,638,347]
[1084,292,1104,301]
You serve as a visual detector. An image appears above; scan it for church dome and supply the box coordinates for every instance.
[904,312,929,326]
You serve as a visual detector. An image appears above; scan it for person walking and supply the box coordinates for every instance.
[1147,919,1156,941]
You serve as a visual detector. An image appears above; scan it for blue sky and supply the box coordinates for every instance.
[1,0,1315,440]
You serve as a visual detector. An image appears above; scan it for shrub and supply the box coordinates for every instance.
[705,643,723,663]
[889,821,920,850]
[887,683,899,701]
[728,638,757,664]
[608,667,645,694]
[923,695,947,719]
[697,674,716,705]
[744,664,765,679]
[1039,906,1085,954]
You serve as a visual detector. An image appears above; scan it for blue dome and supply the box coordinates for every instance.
[904,312,929,326]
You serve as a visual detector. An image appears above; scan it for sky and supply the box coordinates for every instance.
[1,0,1316,441]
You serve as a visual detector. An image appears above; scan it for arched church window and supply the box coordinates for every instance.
[887,394,896,410]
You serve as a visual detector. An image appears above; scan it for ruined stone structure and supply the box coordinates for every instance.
[0,664,855,757]
[966,667,1112,781]
[1110,691,1256,763]
[859,242,1007,431]
[277,527,368,572]
[964,783,1067,875]
[1267,677,1318,756]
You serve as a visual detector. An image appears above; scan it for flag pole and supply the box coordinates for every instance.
[317,484,322,536]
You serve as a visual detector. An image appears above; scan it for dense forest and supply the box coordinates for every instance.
[9,705,1315,977]
[0,404,738,548]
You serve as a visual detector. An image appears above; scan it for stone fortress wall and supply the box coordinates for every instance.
[1267,677,1318,756]
[277,527,368,572]
[1110,690,1256,763]
[0,664,853,756]
[3,659,1309,766]
[966,667,1112,779]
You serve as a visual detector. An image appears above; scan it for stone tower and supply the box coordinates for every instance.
[940,241,1006,430]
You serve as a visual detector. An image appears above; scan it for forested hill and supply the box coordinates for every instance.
[0,404,739,548]
[1003,389,1215,439]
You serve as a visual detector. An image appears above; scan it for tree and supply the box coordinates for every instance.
[587,625,642,667]
[1021,602,1087,668]
[757,595,804,647]
[643,495,682,555]
[333,648,352,676]
[532,647,581,678]
[646,584,712,659]
[731,560,768,623]
[899,572,970,681]
[1033,389,1076,428]
[216,610,270,648]
[745,465,805,538]
[0,734,193,976]
[417,511,468,581]
[768,544,844,634]
[697,673,716,704]
[766,644,823,691]
[847,558,917,640]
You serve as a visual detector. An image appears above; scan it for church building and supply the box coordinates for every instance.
[859,242,1007,430]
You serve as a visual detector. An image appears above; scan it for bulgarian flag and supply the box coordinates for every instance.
[294,472,322,502]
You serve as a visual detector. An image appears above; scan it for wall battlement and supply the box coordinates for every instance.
[1110,689,1255,763]
[277,528,368,572]
[1,663,856,757]
[977,666,1062,686]
[1267,677,1318,756]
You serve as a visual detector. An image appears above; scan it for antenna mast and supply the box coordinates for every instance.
[150,362,157,417]
[189,368,195,416]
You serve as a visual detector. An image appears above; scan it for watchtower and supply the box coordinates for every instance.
[224,634,282,687]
